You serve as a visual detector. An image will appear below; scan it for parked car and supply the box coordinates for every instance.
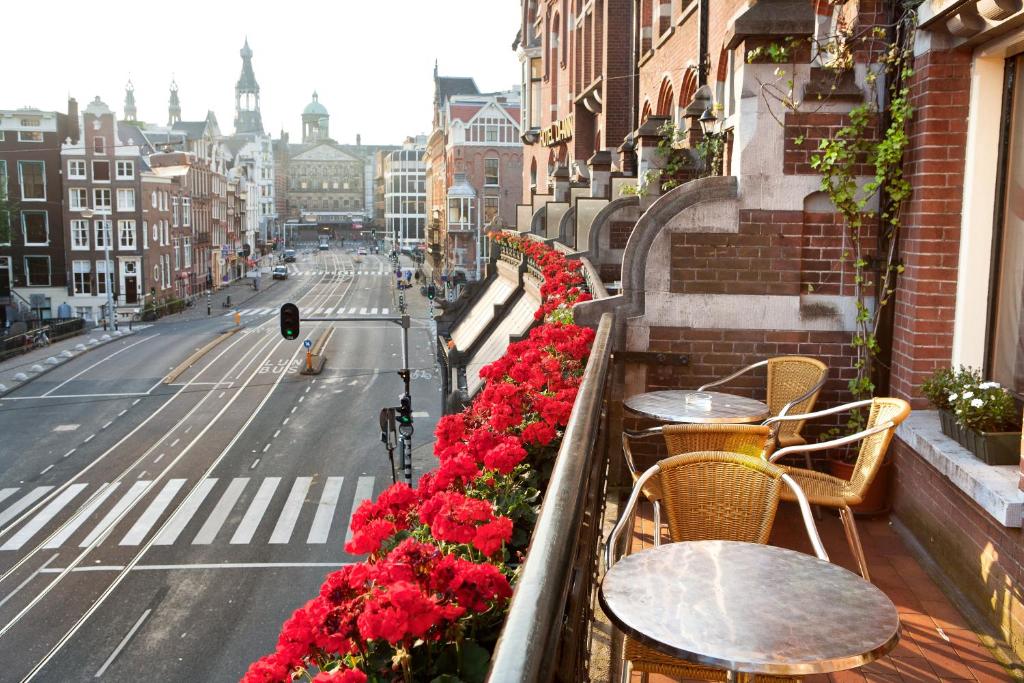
[272,266,289,280]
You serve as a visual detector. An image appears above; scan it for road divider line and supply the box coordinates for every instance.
[93,608,151,678]
[41,336,153,398]
[0,555,58,610]
[162,327,243,384]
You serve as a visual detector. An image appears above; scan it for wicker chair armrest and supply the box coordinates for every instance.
[763,398,874,426]
[605,464,660,571]
[622,429,663,477]
[780,473,829,561]
[697,359,768,391]
[767,421,894,463]
[777,375,828,418]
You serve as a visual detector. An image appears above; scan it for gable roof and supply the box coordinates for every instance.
[436,77,479,106]
[291,143,363,162]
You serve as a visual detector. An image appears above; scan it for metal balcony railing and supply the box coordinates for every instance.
[487,312,613,682]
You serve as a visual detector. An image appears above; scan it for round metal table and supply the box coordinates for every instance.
[624,390,770,424]
[600,540,900,678]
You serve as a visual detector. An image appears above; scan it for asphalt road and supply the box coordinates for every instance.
[0,245,442,682]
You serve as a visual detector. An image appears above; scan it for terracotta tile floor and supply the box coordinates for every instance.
[621,503,1021,682]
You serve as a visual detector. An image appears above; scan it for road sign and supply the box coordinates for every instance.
[303,339,312,349]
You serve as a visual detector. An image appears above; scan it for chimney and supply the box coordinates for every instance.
[356,133,361,147]
[67,97,80,144]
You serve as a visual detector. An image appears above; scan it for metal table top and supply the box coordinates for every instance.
[624,390,770,424]
[600,540,900,676]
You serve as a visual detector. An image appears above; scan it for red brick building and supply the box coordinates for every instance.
[514,0,1024,663]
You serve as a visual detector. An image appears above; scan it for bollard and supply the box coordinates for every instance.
[305,350,313,372]
[207,290,211,316]
[234,311,241,326]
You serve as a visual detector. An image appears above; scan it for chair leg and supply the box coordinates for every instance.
[652,500,662,547]
[803,451,823,521]
[839,506,871,581]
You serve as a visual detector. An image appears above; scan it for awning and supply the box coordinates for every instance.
[466,293,538,396]
[450,277,517,351]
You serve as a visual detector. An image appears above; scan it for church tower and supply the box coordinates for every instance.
[302,91,330,143]
[168,79,181,125]
[234,38,264,135]
[124,79,137,122]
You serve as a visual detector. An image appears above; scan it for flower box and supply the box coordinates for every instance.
[938,409,962,443]
[961,428,1022,466]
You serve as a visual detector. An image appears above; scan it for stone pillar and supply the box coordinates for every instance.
[588,150,613,199]
[636,116,669,200]
[617,135,637,177]
[552,165,571,203]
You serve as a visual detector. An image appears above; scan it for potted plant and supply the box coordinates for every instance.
[921,366,980,443]
[950,380,1022,465]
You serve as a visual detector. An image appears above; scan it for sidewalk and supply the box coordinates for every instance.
[171,268,281,322]
[620,504,1021,682]
[0,325,141,397]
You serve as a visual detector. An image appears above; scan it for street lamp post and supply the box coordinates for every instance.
[81,208,116,330]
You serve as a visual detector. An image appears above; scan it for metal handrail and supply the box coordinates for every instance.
[487,312,613,682]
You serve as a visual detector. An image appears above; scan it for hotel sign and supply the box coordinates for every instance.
[539,113,574,146]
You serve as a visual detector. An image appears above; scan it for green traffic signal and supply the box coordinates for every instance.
[280,303,300,340]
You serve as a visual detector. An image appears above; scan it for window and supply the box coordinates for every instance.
[184,237,192,267]
[173,238,181,269]
[18,161,45,200]
[116,161,134,180]
[71,219,89,250]
[484,158,499,186]
[117,188,135,211]
[142,220,148,249]
[160,191,167,211]
[118,220,136,249]
[96,259,111,294]
[151,191,157,208]
[95,220,112,248]
[21,211,48,245]
[483,196,500,224]
[172,197,179,226]
[18,131,43,142]
[24,256,51,286]
[182,198,191,226]
[93,188,111,210]
[69,188,87,211]
[0,160,6,201]
[72,260,91,294]
[152,222,160,244]
[68,160,86,179]
[92,160,110,181]
[94,136,105,154]
[989,54,1024,396]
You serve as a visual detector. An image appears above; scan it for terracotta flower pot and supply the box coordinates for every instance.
[827,456,892,516]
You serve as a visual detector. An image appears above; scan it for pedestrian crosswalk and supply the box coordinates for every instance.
[287,269,391,277]
[226,307,391,318]
[0,475,379,552]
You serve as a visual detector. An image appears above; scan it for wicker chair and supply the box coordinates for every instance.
[699,356,828,449]
[764,397,912,580]
[621,424,776,546]
[605,451,828,683]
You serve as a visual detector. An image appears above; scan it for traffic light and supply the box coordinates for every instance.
[426,284,436,300]
[396,393,413,426]
[280,303,300,340]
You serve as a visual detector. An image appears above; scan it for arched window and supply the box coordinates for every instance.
[679,68,698,111]
[530,158,538,188]
[640,100,653,123]
[656,78,675,118]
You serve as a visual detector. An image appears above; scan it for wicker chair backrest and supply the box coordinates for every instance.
[766,356,828,439]
[849,397,911,495]
[661,423,775,460]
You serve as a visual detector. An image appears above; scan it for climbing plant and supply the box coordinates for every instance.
[749,1,919,432]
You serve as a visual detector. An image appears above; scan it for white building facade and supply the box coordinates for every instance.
[383,136,427,251]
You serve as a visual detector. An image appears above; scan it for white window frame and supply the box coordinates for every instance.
[173,238,181,270]
[24,255,51,286]
[182,198,191,227]
[68,160,86,179]
[70,219,90,250]
[93,188,111,211]
[69,188,87,211]
[18,130,43,143]
[95,220,112,249]
[172,196,179,226]
[17,160,46,201]
[118,220,136,250]
[115,160,134,180]
[183,237,192,267]
[72,260,92,295]
[21,210,49,246]
[117,188,135,211]
[96,259,112,295]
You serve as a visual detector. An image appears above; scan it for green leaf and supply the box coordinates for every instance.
[459,641,491,683]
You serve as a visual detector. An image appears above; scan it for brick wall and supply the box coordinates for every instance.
[783,112,878,176]
[668,210,802,295]
[609,220,635,249]
[801,210,878,296]
[892,439,1024,658]
[888,48,972,407]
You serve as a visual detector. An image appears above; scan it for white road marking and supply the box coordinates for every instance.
[83,434,95,443]
[272,429,281,439]
[304,387,310,394]
[169,438,180,448]
[345,476,376,544]
[119,479,186,546]
[63,449,76,458]
[307,477,344,544]
[43,484,120,549]
[138,471,147,479]
[0,489,18,506]
[219,391,226,399]
[269,477,311,544]
[152,479,217,546]
[117,410,127,417]
[298,396,304,403]
[94,608,152,678]
[39,465,54,476]
[192,478,248,545]
[1,484,88,551]
[348,307,358,314]
[101,422,112,430]
[53,425,79,432]
[153,453,165,464]
[249,459,259,470]
[369,307,378,314]
[131,399,140,406]
[0,554,58,610]
[282,418,289,426]
[41,336,153,397]
[359,308,367,314]
[231,477,280,545]
[290,406,297,414]
[78,481,151,547]
[0,487,55,528]
[262,443,270,453]
[184,426,192,434]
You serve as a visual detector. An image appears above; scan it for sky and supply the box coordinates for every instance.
[5,0,522,145]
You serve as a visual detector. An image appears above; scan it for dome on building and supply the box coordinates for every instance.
[303,91,328,116]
